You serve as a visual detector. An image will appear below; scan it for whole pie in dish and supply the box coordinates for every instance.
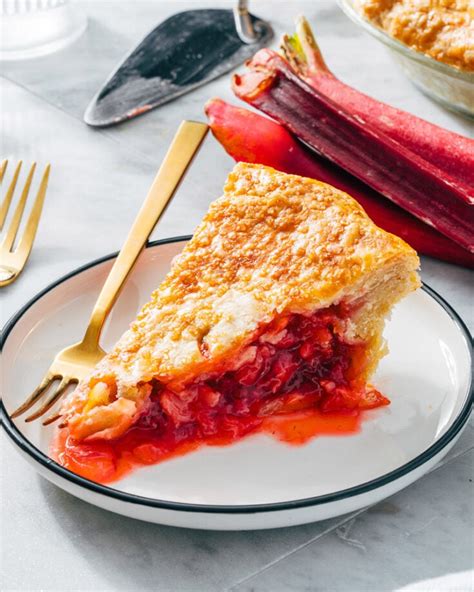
[54,163,420,483]
[356,0,474,72]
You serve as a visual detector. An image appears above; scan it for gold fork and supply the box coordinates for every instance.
[11,120,209,425]
[0,160,51,287]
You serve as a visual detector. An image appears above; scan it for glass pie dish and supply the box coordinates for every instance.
[337,0,474,118]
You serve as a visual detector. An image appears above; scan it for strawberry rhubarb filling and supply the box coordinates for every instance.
[53,307,389,483]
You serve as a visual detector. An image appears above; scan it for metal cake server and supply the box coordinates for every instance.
[84,1,273,127]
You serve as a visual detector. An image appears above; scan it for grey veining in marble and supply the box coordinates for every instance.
[1,2,473,591]
[232,451,474,592]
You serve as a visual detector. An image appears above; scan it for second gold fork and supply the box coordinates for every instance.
[0,160,51,287]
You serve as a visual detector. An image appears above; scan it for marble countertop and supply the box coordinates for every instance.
[1,1,472,591]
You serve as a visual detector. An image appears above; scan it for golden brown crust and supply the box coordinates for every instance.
[357,0,474,71]
[111,163,416,379]
[62,163,419,436]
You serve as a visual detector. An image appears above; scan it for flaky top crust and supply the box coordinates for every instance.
[82,163,418,391]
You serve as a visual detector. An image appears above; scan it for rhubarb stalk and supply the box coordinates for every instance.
[280,17,474,188]
[205,98,474,269]
[232,50,474,252]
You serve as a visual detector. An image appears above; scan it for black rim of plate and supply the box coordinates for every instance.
[1,236,473,514]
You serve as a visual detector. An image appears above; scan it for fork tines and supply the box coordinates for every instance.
[0,160,50,286]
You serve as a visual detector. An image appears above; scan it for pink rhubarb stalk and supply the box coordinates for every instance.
[280,17,474,188]
[233,50,474,252]
[206,98,474,268]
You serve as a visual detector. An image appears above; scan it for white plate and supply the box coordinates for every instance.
[1,238,472,530]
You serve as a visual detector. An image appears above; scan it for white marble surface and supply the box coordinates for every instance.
[1,1,473,590]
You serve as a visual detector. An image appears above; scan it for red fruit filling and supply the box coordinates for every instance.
[53,307,389,483]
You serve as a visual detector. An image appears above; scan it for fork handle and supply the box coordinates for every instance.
[82,120,209,349]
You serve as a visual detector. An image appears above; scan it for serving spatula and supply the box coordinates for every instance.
[84,1,273,127]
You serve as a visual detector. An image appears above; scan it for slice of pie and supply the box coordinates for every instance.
[56,163,420,482]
